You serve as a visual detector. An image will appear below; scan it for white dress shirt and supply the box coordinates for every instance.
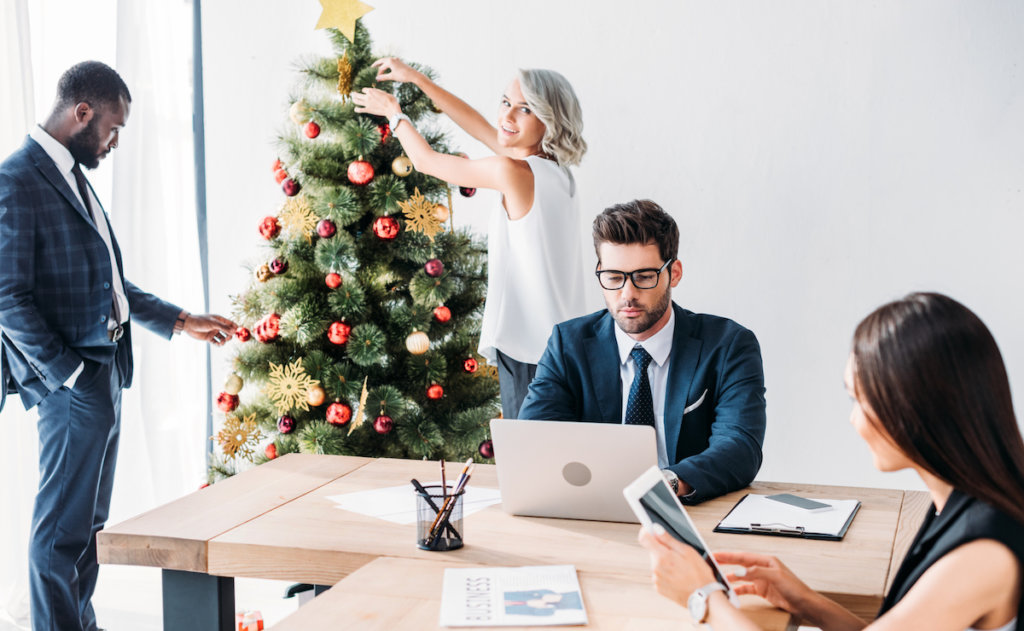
[614,308,675,469]
[30,125,130,387]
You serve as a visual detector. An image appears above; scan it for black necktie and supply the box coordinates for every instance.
[71,162,95,224]
[625,346,655,427]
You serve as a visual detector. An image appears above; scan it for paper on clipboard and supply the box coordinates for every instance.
[718,494,860,537]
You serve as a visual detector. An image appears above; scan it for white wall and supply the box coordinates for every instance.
[203,1,1024,491]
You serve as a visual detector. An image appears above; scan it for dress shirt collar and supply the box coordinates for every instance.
[614,305,675,368]
[30,125,76,177]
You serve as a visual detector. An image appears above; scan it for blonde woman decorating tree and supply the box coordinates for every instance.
[353,58,588,418]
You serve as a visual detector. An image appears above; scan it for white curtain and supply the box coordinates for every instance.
[0,1,205,628]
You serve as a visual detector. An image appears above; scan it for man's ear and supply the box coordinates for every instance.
[669,259,683,288]
[72,102,94,125]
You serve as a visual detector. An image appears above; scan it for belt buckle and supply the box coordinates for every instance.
[108,324,124,343]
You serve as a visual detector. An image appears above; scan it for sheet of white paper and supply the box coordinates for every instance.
[326,484,502,524]
[718,494,860,536]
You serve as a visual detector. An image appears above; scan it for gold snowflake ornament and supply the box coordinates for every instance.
[399,188,443,241]
[265,358,321,415]
[279,194,319,243]
[215,414,264,461]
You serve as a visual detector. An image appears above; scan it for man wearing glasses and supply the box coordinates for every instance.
[519,199,766,503]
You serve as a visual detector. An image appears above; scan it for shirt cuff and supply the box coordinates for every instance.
[64,362,85,389]
[173,310,189,335]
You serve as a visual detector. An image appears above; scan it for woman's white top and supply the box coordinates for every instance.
[967,619,1016,631]
[478,155,586,365]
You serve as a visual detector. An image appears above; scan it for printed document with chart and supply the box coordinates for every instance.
[439,565,587,627]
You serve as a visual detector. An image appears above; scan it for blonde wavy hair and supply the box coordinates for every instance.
[517,69,587,167]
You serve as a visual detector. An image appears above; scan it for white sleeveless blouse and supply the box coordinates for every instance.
[478,156,586,364]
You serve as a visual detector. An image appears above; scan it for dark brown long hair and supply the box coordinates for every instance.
[852,292,1024,524]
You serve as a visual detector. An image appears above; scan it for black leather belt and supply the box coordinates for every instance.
[108,324,124,343]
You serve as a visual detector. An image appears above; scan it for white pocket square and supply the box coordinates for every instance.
[683,389,708,415]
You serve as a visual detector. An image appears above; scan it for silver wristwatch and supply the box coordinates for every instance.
[661,469,680,495]
[688,581,727,624]
[388,112,412,132]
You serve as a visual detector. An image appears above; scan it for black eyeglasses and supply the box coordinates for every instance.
[594,259,673,290]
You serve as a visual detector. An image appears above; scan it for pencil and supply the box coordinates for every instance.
[440,460,447,501]
[426,464,476,548]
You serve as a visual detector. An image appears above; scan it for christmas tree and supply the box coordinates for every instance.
[209,22,499,480]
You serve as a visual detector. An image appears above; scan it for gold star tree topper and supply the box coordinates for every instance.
[315,0,374,43]
[399,188,444,241]
[265,358,321,415]
[215,414,264,461]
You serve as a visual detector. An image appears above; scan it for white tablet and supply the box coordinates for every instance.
[623,466,739,606]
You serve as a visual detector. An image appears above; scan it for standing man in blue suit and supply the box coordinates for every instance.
[0,61,235,631]
[519,199,766,503]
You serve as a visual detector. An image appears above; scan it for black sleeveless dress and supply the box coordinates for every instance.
[879,489,1024,630]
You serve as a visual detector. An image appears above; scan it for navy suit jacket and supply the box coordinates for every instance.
[519,302,767,503]
[0,136,181,411]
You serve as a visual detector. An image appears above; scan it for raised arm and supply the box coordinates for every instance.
[373,57,502,154]
[352,87,536,220]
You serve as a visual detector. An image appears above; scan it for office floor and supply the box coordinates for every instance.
[0,566,300,631]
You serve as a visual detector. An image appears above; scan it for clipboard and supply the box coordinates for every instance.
[713,493,861,541]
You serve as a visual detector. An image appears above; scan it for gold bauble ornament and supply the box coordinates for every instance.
[224,373,243,396]
[405,330,430,355]
[432,203,450,223]
[255,263,273,282]
[307,384,327,407]
[290,100,312,125]
[391,155,413,177]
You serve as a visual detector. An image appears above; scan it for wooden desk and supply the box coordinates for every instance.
[269,557,793,631]
[98,455,931,630]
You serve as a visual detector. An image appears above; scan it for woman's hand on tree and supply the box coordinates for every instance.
[372,57,420,84]
[352,88,401,119]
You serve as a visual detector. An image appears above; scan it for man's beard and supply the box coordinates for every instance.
[611,287,672,336]
[67,117,102,169]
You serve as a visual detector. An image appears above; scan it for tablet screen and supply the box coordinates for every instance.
[638,481,731,588]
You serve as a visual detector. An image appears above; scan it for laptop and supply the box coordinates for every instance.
[489,418,658,523]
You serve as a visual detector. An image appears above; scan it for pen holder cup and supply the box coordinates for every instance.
[416,485,464,551]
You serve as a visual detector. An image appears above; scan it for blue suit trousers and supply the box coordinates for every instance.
[30,356,123,631]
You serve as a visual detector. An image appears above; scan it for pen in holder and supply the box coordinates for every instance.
[416,484,464,551]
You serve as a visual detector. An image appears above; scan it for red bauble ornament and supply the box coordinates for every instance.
[316,219,336,238]
[235,327,251,342]
[433,305,451,323]
[347,159,374,186]
[269,257,288,275]
[459,186,476,197]
[327,402,352,426]
[478,439,494,459]
[463,357,478,373]
[424,258,444,277]
[216,392,239,412]
[426,384,444,400]
[304,121,320,138]
[372,216,400,240]
[274,168,289,184]
[378,122,391,143]
[282,178,301,196]
[373,414,394,434]
[325,273,342,289]
[272,158,283,172]
[259,216,280,240]
[265,443,278,460]
[277,415,296,434]
[328,321,351,345]
[254,313,281,343]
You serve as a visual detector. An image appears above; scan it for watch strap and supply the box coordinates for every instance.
[688,581,727,623]
[388,112,412,132]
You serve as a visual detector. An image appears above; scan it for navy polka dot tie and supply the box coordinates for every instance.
[626,346,655,427]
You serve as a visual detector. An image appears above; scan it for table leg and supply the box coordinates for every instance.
[162,568,235,631]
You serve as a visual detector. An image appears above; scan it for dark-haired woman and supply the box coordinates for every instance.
[639,292,1024,631]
